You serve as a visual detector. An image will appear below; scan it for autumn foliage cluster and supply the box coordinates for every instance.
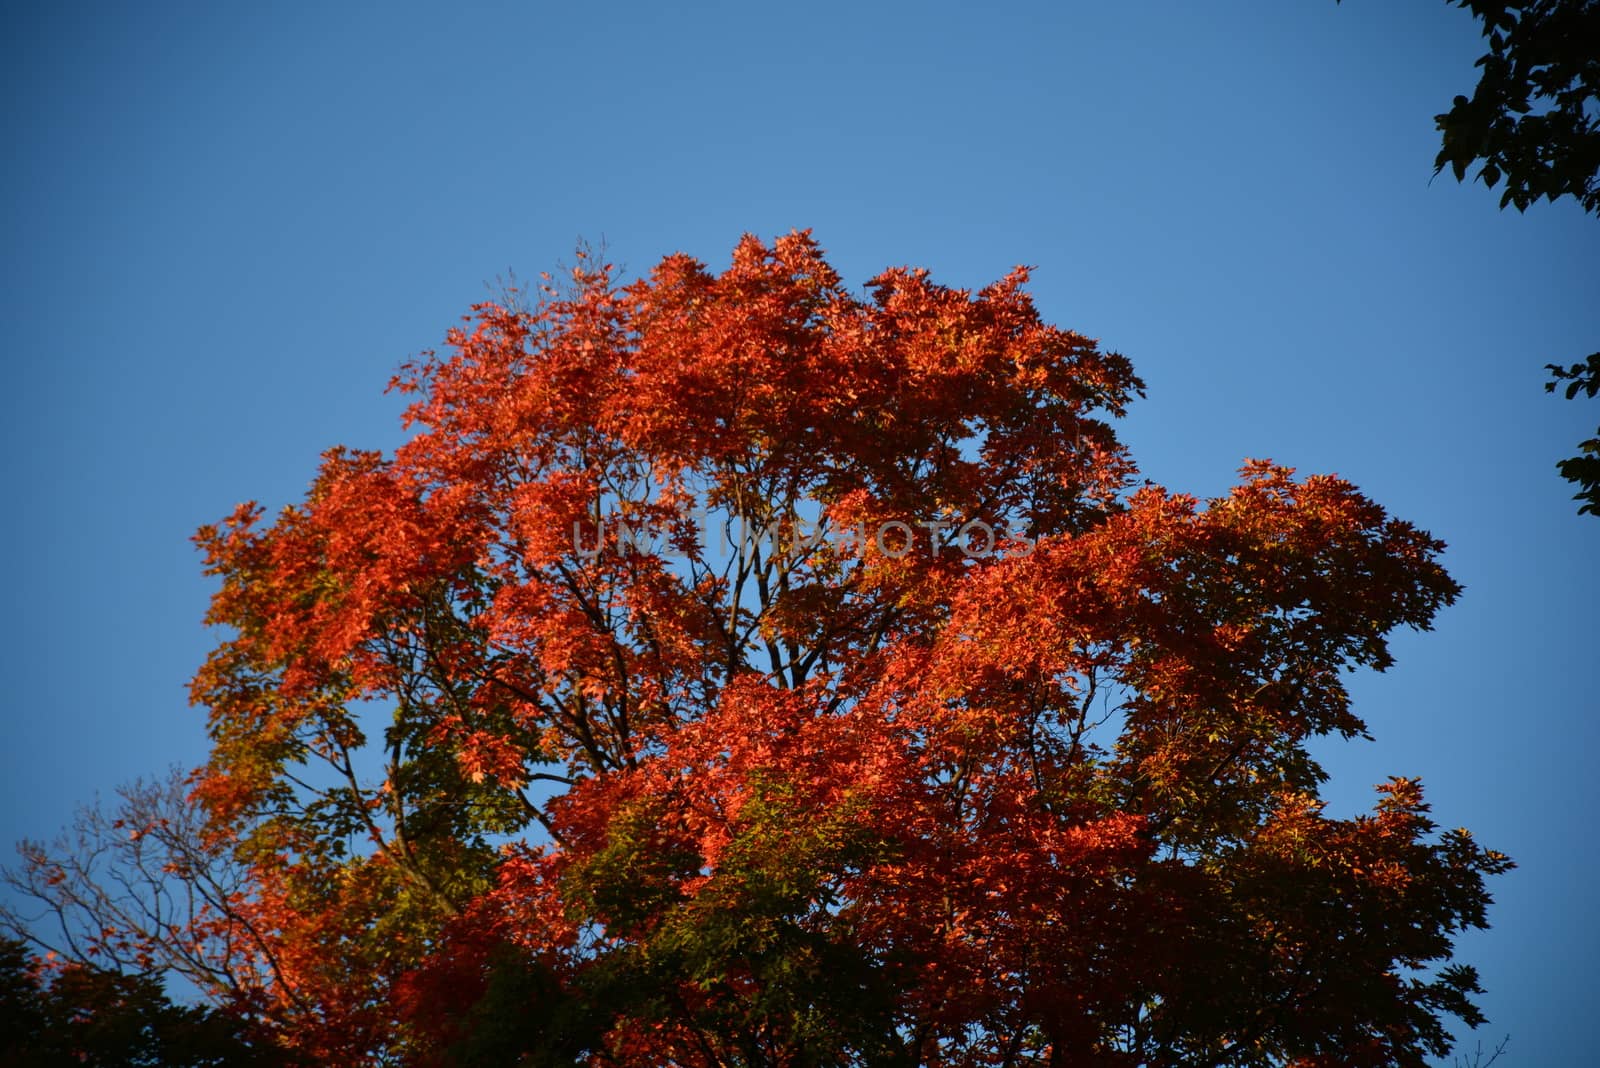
[6,233,1509,1066]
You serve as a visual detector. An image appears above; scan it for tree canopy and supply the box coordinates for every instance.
[0,936,278,1067]
[1344,0,1598,514]
[1546,352,1600,514]
[7,233,1511,1065]
[1391,0,1600,214]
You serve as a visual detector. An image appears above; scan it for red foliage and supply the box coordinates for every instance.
[181,232,1507,1065]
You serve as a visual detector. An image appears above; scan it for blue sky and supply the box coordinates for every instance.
[2,0,1594,1061]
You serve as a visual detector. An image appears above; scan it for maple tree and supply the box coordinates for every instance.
[13,232,1510,1065]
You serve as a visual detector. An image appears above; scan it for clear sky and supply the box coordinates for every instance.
[2,1,1594,1062]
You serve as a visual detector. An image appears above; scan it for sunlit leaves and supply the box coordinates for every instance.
[161,232,1518,1064]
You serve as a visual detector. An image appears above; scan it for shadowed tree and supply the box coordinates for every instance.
[1339,0,1599,514]
[0,936,281,1067]
[1546,352,1600,514]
